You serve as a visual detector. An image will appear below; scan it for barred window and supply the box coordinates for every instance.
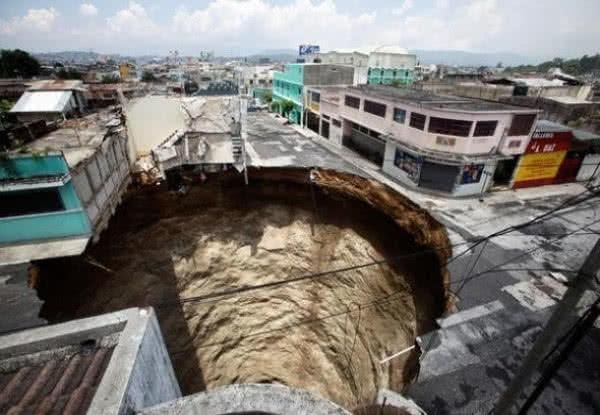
[473,121,498,137]
[509,114,536,136]
[393,108,406,124]
[345,95,360,109]
[409,112,426,130]
[363,100,386,117]
[428,117,472,137]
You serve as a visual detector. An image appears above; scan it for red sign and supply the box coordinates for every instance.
[525,131,572,154]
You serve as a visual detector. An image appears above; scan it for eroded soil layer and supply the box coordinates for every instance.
[37,167,450,408]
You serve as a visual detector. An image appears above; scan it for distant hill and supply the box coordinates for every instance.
[411,49,538,67]
[244,48,538,67]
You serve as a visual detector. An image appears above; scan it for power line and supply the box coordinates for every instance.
[169,290,410,354]
[154,200,600,311]
[450,216,600,287]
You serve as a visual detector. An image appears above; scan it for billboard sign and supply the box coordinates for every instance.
[513,150,567,185]
[299,44,320,56]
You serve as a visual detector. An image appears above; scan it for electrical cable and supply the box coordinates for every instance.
[169,290,410,355]
[154,192,600,310]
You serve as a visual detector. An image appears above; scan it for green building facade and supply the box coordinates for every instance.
[367,67,414,86]
[272,64,304,124]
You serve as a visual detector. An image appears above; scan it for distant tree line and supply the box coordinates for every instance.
[0,49,40,78]
[505,54,600,76]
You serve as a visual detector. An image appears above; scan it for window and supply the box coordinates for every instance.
[363,100,386,117]
[409,112,426,130]
[322,114,330,120]
[509,114,536,136]
[393,108,406,124]
[345,95,360,109]
[311,91,320,103]
[369,130,380,139]
[461,164,484,184]
[428,117,472,137]
[0,188,64,218]
[436,136,457,146]
[394,149,420,182]
[508,140,521,148]
[473,121,498,137]
[332,119,341,128]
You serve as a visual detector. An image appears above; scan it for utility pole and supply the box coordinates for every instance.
[494,239,600,414]
[517,298,600,415]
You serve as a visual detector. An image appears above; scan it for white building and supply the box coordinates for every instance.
[313,46,417,86]
[305,84,540,196]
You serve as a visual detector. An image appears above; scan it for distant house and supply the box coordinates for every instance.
[9,80,87,123]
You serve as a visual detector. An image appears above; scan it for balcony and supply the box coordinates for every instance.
[0,209,91,245]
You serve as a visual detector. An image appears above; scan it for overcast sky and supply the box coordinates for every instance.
[1,0,599,59]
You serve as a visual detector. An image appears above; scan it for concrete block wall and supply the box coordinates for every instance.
[70,134,131,242]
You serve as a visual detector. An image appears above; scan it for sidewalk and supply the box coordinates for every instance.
[287,120,591,238]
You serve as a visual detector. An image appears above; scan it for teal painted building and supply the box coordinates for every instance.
[272,64,354,125]
[0,154,91,246]
[367,67,414,86]
[272,64,305,124]
[0,109,132,265]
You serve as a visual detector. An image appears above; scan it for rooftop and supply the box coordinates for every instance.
[0,307,181,415]
[27,80,84,91]
[0,341,116,414]
[535,119,572,133]
[17,107,124,169]
[10,90,74,114]
[349,85,539,113]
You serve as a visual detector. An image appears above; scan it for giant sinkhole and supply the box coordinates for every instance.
[36,167,451,408]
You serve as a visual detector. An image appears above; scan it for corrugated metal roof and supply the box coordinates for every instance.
[10,91,73,114]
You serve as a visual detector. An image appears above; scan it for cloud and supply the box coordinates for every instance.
[0,7,59,35]
[172,0,375,50]
[107,1,159,36]
[392,0,413,16]
[80,3,98,17]
[1,0,599,59]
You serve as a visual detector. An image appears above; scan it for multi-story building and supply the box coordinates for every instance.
[0,108,130,265]
[272,64,354,125]
[307,84,540,196]
[316,46,417,86]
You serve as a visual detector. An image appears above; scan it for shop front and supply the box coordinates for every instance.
[512,122,573,189]
[382,140,498,197]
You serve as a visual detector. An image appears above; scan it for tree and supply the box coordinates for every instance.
[280,99,295,117]
[263,90,273,103]
[0,99,13,127]
[56,68,83,80]
[0,49,40,78]
[101,74,121,84]
[141,70,157,82]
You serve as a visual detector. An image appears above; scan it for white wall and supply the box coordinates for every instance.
[70,135,131,242]
[576,154,600,181]
[382,141,498,197]
[368,53,416,70]
[126,96,186,157]
[339,91,519,155]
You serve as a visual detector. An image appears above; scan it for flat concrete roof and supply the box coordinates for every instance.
[535,119,572,133]
[348,84,539,113]
[17,107,124,169]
